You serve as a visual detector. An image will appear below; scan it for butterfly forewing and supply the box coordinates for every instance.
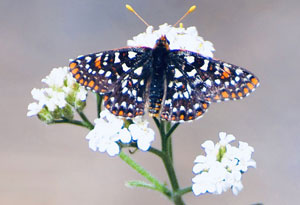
[69,47,152,93]
[69,47,153,118]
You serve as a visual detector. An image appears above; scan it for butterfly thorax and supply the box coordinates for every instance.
[148,36,170,117]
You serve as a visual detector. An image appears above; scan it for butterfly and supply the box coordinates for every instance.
[69,35,259,122]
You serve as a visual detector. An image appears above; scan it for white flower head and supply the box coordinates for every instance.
[128,117,155,151]
[86,109,132,157]
[27,67,87,118]
[192,132,256,196]
[127,23,215,58]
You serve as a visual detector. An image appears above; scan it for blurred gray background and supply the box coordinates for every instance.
[1,0,299,204]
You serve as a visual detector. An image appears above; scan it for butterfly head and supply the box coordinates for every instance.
[154,35,170,50]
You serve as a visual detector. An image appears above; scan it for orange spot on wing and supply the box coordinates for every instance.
[84,81,88,86]
[75,74,80,80]
[231,92,237,98]
[118,110,124,116]
[238,92,243,97]
[112,110,117,114]
[94,85,99,91]
[188,116,193,120]
[79,79,84,84]
[106,104,110,109]
[171,115,176,121]
[88,80,95,88]
[221,91,229,98]
[127,112,133,117]
[247,82,254,90]
[214,95,220,100]
[104,96,109,101]
[202,103,208,109]
[95,57,101,69]
[223,72,230,78]
[71,68,79,74]
[251,77,258,85]
[243,87,249,94]
[70,62,77,69]
[196,111,202,116]
[180,114,185,120]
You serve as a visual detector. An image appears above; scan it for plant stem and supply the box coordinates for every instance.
[165,123,180,139]
[52,119,92,129]
[76,110,94,130]
[119,151,171,198]
[96,93,103,118]
[153,118,184,205]
[175,186,192,197]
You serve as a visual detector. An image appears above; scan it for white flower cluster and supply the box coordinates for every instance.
[192,132,256,196]
[127,23,215,58]
[27,67,87,120]
[86,109,155,156]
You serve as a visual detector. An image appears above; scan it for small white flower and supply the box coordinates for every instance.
[41,67,68,88]
[192,132,256,196]
[127,23,215,58]
[219,132,235,146]
[27,102,43,117]
[128,118,155,151]
[86,110,132,157]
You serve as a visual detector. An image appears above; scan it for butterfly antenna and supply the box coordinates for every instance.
[126,4,150,27]
[173,5,196,27]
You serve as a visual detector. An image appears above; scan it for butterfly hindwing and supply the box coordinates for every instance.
[103,58,152,118]
[160,55,210,122]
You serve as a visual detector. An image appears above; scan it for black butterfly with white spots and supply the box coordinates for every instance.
[69,35,259,122]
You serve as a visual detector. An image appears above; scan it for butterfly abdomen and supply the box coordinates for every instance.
[148,44,169,117]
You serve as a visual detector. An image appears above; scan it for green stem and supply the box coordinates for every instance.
[96,93,103,118]
[52,119,92,129]
[175,186,192,197]
[152,118,184,205]
[119,151,171,198]
[165,123,180,139]
[76,110,94,130]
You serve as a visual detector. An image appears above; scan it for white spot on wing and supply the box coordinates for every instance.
[85,56,92,63]
[215,79,221,85]
[185,56,195,64]
[128,51,137,59]
[122,64,130,72]
[200,60,209,71]
[134,67,143,75]
[105,71,111,77]
[114,52,120,63]
[132,79,138,85]
[174,68,183,78]
[187,69,197,77]
[235,68,243,75]
[205,79,212,86]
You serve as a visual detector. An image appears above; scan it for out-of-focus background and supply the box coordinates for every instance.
[1,0,299,204]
